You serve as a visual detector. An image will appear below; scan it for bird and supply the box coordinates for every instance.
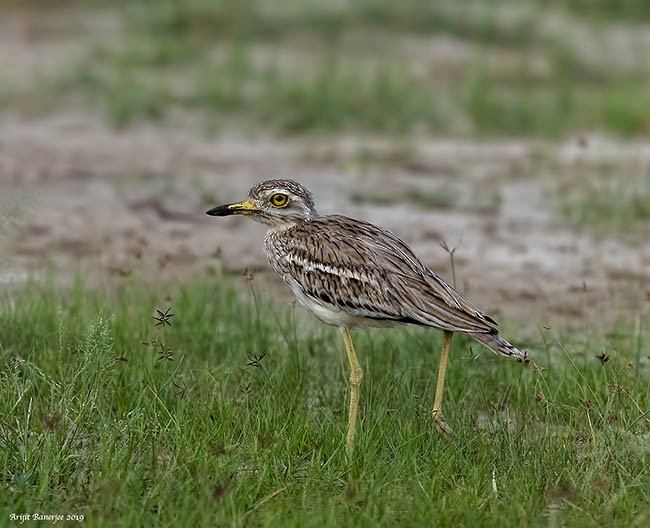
[206,179,537,455]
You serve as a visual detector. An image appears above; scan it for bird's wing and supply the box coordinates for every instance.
[272,215,497,333]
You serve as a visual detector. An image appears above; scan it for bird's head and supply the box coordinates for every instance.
[206,179,318,227]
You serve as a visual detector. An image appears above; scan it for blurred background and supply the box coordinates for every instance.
[1,0,649,334]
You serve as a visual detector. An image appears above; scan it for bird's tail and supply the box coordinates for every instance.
[472,332,539,370]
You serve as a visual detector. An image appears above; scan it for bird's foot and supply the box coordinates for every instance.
[432,409,455,438]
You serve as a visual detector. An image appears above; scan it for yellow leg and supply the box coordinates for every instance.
[341,327,363,456]
[432,330,454,437]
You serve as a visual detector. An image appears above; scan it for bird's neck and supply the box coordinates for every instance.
[264,212,317,232]
[265,218,303,234]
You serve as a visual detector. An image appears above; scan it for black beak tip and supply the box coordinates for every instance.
[206,206,227,217]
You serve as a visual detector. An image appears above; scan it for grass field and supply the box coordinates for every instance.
[1,278,648,527]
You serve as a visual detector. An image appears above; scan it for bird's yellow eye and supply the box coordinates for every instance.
[269,193,289,208]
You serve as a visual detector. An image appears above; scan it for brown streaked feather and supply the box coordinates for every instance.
[265,214,498,334]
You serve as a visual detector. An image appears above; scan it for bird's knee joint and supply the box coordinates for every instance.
[350,367,363,386]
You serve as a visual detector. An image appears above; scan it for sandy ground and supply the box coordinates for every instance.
[1,113,649,337]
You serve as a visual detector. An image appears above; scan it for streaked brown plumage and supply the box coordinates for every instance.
[207,179,536,454]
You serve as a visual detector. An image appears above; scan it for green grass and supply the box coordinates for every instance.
[53,44,650,136]
[4,0,650,136]
[117,0,544,48]
[1,278,649,526]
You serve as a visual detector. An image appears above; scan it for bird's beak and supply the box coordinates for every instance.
[206,200,259,216]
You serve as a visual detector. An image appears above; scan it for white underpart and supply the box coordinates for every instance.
[285,276,394,328]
